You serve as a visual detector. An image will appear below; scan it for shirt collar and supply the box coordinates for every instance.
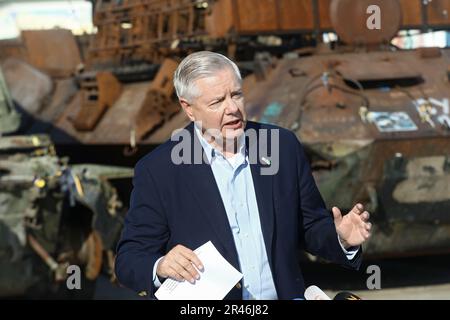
[194,123,246,166]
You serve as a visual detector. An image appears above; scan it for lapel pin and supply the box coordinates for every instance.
[261,157,271,166]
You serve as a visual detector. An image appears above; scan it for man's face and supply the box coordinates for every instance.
[181,68,246,142]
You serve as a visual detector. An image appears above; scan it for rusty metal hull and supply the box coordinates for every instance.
[244,48,450,257]
[1,1,448,152]
[0,1,449,261]
[52,80,188,145]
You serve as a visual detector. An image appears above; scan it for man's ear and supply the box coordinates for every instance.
[179,98,195,122]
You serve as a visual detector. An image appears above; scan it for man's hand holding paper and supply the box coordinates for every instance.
[155,241,243,300]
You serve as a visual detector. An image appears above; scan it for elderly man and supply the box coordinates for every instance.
[115,51,371,300]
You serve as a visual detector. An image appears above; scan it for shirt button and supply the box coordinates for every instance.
[244,233,249,238]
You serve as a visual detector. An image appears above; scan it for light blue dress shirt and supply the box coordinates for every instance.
[194,126,278,300]
[152,125,359,299]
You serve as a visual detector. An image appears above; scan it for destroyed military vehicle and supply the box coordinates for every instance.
[0,66,133,298]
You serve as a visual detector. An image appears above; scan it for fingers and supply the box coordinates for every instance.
[361,229,371,240]
[332,207,342,221]
[351,203,364,215]
[158,245,204,284]
[176,253,201,281]
[359,221,372,240]
[172,260,198,283]
[361,211,370,221]
[167,266,184,282]
[360,215,371,230]
[359,212,371,232]
[179,247,204,271]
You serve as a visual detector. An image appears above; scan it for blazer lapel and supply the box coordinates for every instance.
[247,123,275,269]
[249,150,275,270]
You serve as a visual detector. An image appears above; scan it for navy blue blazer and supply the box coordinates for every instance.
[115,121,362,299]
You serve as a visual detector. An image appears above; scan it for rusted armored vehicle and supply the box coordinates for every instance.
[2,0,449,166]
[0,0,449,260]
[243,0,450,258]
[0,66,133,297]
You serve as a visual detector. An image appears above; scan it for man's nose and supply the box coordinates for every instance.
[224,96,239,114]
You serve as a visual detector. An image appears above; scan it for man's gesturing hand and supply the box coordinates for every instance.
[332,203,372,249]
[156,244,204,284]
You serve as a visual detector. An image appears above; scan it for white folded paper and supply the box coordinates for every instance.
[304,285,331,300]
[155,241,243,300]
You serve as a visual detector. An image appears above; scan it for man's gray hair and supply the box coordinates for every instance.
[173,51,242,102]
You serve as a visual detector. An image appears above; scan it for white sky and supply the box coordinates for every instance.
[0,1,93,40]
[392,30,449,49]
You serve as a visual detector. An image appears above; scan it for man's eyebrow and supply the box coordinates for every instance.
[208,95,225,103]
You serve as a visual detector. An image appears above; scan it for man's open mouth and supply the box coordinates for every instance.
[224,119,242,127]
